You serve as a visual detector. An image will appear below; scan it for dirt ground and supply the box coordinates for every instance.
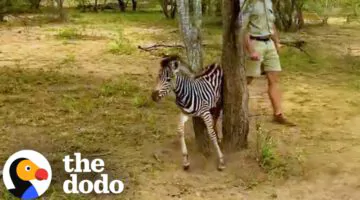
[1,12,360,200]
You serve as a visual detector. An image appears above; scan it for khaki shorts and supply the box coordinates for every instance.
[245,40,281,77]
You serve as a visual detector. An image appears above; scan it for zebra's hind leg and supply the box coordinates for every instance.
[212,108,223,144]
[201,111,225,171]
[178,113,190,170]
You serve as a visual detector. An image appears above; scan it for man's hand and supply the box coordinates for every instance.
[275,42,282,54]
[250,51,261,61]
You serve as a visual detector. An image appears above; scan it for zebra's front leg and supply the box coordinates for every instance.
[201,111,225,171]
[178,113,190,170]
[213,109,223,144]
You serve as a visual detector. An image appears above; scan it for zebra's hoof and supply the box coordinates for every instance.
[183,164,190,171]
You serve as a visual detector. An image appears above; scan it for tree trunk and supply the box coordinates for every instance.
[176,0,210,155]
[35,0,41,9]
[161,0,177,19]
[221,0,249,150]
[296,3,304,29]
[29,0,42,9]
[0,1,6,21]
[132,0,137,11]
[1,0,11,20]
[193,117,211,156]
[272,0,304,32]
[55,0,66,21]
[215,0,222,16]
[170,0,177,19]
[202,0,208,15]
[118,0,126,11]
[94,0,98,12]
[160,0,170,18]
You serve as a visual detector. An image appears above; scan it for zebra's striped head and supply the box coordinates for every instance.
[151,55,181,102]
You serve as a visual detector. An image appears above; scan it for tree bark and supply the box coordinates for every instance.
[1,0,12,19]
[0,0,6,21]
[118,0,126,12]
[29,0,42,9]
[272,0,304,32]
[202,0,208,15]
[176,0,210,155]
[160,0,170,18]
[132,0,137,11]
[94,0,98,12]
[170,0,177,19]
[55,0,66,21]
[215,0,222,16]
[160,0,176,18]
[221,0,249,150]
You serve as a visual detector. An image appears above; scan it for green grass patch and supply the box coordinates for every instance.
[0,67,177,199]
[108,29,136,55]
[55,26,106,40]
[255,123,290,177]
[56,27,84,40]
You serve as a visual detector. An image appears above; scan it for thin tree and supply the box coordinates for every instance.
[160,0,177,19]
[0,0,11,21]
[132,0,137,11]
[29,0,42,9]
[94,0,98,12]
[221,0,249,149]
[54,0,66,20]
[176,0,211,155]
[272,0,304,31]
[118,0,126,11]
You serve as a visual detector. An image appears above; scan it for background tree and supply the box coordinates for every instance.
[132,0,137,11]
[94,0,98,11]
[272,0,305,31]
[29,0,42,9]
[221,0,249,149]
[118,0,126,11]
[54,0,66,20]
[201,0,221,16]
[0,0,11,21]
[160,0,177,18]
[176,0,212,155]
[214,0,221,16]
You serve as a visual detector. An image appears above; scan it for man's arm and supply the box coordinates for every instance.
[241,3,260,60]
[244,31,260,61]
[271,24,281,53]
[244,32,254,54]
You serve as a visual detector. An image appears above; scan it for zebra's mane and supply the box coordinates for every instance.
[194,64,218,79]
[160,55,181,68]
[160,55,195,78]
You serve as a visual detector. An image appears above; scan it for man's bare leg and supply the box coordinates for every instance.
[266,71,282,115]
[266,71,295,126]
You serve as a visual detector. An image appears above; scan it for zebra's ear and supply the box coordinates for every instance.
[174,61,179,69]
[172,61,180,74]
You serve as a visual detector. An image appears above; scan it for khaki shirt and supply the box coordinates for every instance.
[243,0,276,37]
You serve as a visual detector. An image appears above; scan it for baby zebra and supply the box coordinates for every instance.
[151,55,225,171]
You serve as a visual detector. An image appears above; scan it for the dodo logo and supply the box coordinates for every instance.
[2,150,52,200]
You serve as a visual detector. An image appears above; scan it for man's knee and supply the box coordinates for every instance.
[266,72,280,86]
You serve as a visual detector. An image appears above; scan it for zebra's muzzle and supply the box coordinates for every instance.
[151,90,161,102]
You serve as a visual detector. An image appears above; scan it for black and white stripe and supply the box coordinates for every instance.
[151,55,225,171]
[174,63,223,115]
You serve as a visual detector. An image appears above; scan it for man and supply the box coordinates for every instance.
[242,0,295,126]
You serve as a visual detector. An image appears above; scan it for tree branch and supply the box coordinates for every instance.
[137,44,185,51]
[280,40,311,57]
